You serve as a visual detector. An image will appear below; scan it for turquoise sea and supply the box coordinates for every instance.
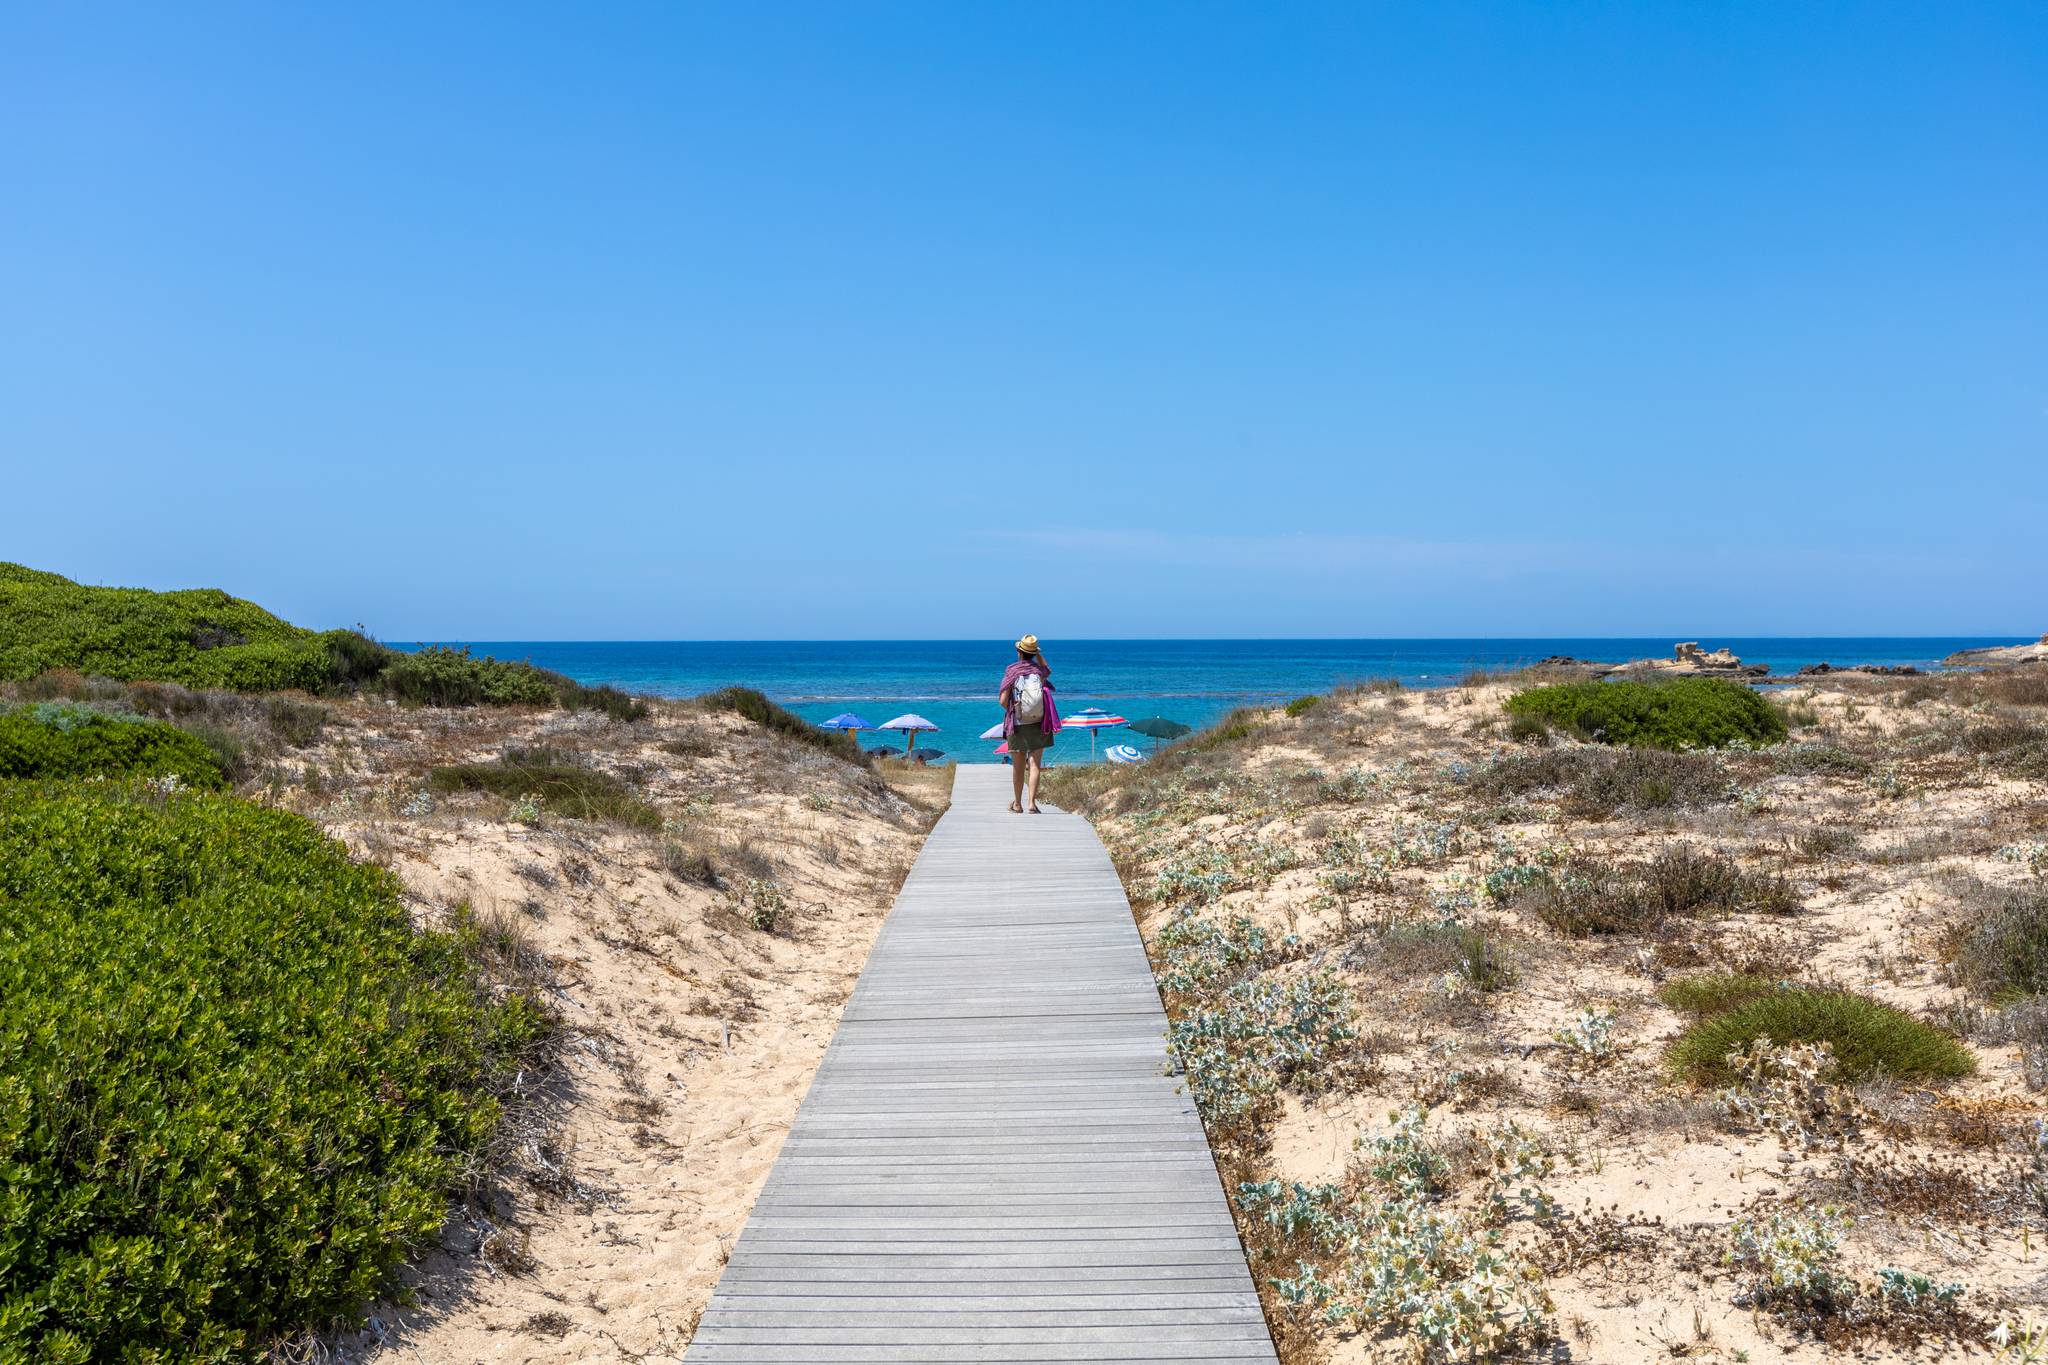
[409,638,2026,764]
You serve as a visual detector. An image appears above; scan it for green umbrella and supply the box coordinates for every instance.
[1127,716,1192,750]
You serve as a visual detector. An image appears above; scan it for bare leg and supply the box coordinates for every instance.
[1010,755,1024,812]
[1026,752,1044,812]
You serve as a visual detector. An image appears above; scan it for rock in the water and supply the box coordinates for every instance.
[1944,638,2048,666]
[1795,662,1921,677]
[1594,642,1769,678]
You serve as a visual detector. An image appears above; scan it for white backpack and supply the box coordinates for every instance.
[1013,672,1045,723]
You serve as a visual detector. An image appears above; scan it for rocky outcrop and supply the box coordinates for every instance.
[1796,662,1922,677]
[1593,642,1769,679]
[1944,636,2048,667]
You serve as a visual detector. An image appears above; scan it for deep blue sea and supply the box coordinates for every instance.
[413,638,2023,764]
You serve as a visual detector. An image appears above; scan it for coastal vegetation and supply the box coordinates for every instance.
[0,563,928,1360]
[1046,663,2047,1362]
[699,685,864,761]
[0,783,548,1362]
[1505,676,1788,750]
[0,562,646,719]
[1664,985,1976,1084]
[0,702,226,788]
[427,746,664,830]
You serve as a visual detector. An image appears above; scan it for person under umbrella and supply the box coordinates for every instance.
[998,634,1060,812]
[878,713,939,759]
[818,712,873,752]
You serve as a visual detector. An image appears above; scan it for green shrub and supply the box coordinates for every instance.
[1773,743,1869,777]
[697,687,861,761]
[1506,711,1551,743]
[1666,987,1974,1084]
[559,680,650,722]
[1528,846,1798,937]
[1943,884,2048,1003]
[377,646,560,707]
[426,748,661,829]
[1504,678,1787,751]
[322,627,396,687]
[0,784,545,1361]
[1356,919,1515,992]
[0,704,225,788]
[1184,708,1261,752]
[1284,695,1321,718]
[1658,971,1782,1019]
[0,564,653,719]
[0,566,335,691]
[1561,748,1728,817]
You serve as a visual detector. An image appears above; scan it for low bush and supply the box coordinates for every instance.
[1182,707,1262,753]
[1774,743,1870,777]
[1659,971,1782,1019]
[1284,695,1321,718]
[558,680,649,722]
[0,703,225,788]
[1667,987,1975,1084]
[1464,747,1728,816]
[1527,846,1798,936]
[427,749,661,830]
[1504,678,1787,751]
[1505,711,1551,743]
[1561,748,1728,818]
[0,783,546,1361]
[697,687,861,761]
[378,646,559,707]
[1943,884,2048,1003]
[1349,919,1515,992]
[1977,668,2048,709]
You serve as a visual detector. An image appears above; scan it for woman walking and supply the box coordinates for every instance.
[999,635,1061,813]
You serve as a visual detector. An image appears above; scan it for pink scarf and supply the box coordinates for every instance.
[1000,659,1061,737]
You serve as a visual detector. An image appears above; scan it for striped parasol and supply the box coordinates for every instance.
[1060,707,1127,760]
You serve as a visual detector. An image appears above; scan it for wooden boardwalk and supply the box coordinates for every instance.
[684,764,1278,1363]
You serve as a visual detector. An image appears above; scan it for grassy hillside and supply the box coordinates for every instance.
[0,564,643,717]
[0,563,342,691]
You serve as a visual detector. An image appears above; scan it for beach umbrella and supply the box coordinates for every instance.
[1061,707,1127,761]
[1128,716,1192,750]
[979,720,1008,741]
[819,712,874,737]
[1105,744,1145,765]
[911,749,947,765]
[866,744,903,759]
[879,713,939,757]
[993,741,1011,764]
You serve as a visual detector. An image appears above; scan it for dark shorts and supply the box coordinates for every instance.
[1010,721,1053,753]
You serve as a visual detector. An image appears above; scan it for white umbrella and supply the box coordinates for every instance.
[1105,744,1145,765]
[878,713,940,758]
[979,720,1008,741]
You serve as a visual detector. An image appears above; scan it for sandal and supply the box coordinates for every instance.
[1008,802,1023,813]
[1028,805,1042,814]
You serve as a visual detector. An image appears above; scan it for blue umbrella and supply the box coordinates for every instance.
[819,712,874,735]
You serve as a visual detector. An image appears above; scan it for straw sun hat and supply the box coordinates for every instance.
[1015,634,1040,655]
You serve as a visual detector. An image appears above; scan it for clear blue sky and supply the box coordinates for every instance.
[4,3,2042,639]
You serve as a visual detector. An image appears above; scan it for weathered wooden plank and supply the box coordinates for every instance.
[682,766,1276,1363]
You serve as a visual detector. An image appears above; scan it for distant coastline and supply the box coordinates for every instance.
[393,637,2033,764]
